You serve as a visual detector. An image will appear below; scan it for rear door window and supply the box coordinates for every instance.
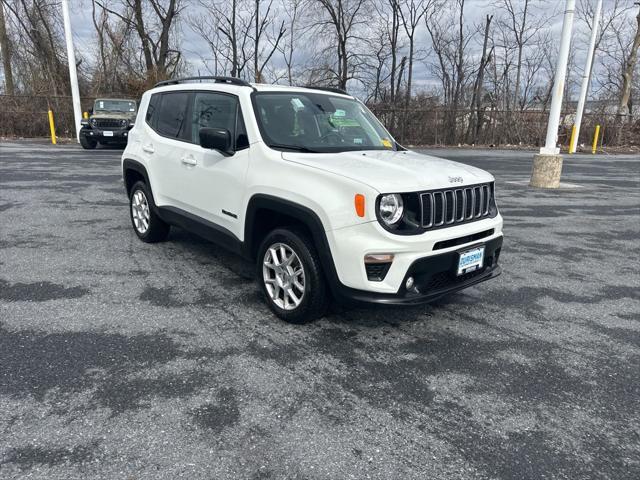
[156,92,190,140]
[191,92,247,149]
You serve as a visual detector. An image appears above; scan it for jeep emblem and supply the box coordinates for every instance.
[449,176,464,183]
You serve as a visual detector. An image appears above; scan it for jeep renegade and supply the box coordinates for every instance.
[121,77,504,323]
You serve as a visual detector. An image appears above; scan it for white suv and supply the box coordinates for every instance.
[122,77,504,323]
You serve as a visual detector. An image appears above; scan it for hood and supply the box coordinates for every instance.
[91,111,136,121]
[281,149,493,193]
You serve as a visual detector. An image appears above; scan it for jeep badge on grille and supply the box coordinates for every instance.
[449,176,464,183]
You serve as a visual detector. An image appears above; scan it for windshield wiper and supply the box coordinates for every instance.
[268,144,319,153]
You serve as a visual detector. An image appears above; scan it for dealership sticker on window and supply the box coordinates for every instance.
[291,98,304,110]
[382,138,393,148]
[334,109,346,117]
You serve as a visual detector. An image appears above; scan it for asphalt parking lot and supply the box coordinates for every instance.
[0,141,638,479]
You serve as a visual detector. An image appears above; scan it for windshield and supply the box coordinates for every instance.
[253,92,397,153]
[94,99,136,113]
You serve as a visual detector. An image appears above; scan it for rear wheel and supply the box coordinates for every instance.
[257,228,329,323]
[129,181,170,243]
[80,135,97,150]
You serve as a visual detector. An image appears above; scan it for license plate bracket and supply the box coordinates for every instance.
[457,245,485,276]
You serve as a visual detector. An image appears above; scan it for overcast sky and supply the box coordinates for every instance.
[66,0,635,95]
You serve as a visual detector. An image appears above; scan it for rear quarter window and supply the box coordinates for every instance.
[145,94,160,127]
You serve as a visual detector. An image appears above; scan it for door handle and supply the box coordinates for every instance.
[142,144,154,154]
[181,156,197,166]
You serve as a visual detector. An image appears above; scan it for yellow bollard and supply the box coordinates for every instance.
[569,125,577,154]
[48,109,57,145]
[83,111,89,119]
[592,125,600,154]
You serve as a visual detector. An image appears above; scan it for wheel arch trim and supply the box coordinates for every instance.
[244,194,341,291]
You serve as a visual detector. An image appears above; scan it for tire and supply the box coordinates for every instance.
[80,135,97,150]
[129,181,170,243]
[257,228,329,323]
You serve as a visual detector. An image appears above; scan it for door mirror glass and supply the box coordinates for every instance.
[199,127,233,155]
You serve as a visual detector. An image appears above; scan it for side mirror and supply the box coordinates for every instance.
[199,127,233,156]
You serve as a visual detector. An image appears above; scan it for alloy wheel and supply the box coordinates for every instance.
[131,190,150,234]
[262,242,306,310]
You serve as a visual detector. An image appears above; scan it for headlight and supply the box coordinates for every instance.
[90,118,97,126]
[378,194,404,225]
[120,119,128,127]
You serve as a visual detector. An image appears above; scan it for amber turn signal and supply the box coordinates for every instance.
[355,194,365,217]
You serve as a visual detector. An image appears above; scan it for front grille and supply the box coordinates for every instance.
[421,183,493,229]
[93,118,125,129]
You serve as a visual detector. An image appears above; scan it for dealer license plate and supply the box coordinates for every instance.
[103,131,114,137]
[457,246,485,275]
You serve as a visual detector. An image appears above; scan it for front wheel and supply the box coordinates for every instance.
[257,228,329,323]
[129,181,170,243]
[80,134,97,150]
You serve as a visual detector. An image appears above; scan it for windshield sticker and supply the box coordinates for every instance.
[353,138,363,144]
[291,98,305,110]
[382,138,393,148]
[334,109,346,117]
[99,101,104,109]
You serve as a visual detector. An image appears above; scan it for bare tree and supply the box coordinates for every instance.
[496,0,547,111]
[96,0,184,83]
[313,0,368,89]
[467,14,494,143]
[3,0,69,94]
[0,0,14,94]
[618,4,640,120]
[397,0,428,106]
[279,0,303,85]
[252,0,286,82]
[424,0,472,143]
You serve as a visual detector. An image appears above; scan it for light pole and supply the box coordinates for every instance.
[570,0,602,154]
[530,0,576,188]
[61,0,82,142]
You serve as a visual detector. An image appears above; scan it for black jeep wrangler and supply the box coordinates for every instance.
[80,98,137,149]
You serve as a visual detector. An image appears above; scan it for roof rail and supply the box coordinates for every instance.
[303,85,349,95]
[153,76,252,88]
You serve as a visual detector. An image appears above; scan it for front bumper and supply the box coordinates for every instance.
[326,214,503,292]
[81,127,130,141]
[333,235,502,305]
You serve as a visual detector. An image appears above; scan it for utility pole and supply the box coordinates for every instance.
[61,0,82,142]
[570,0,602,154]
[530,0,576,188]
